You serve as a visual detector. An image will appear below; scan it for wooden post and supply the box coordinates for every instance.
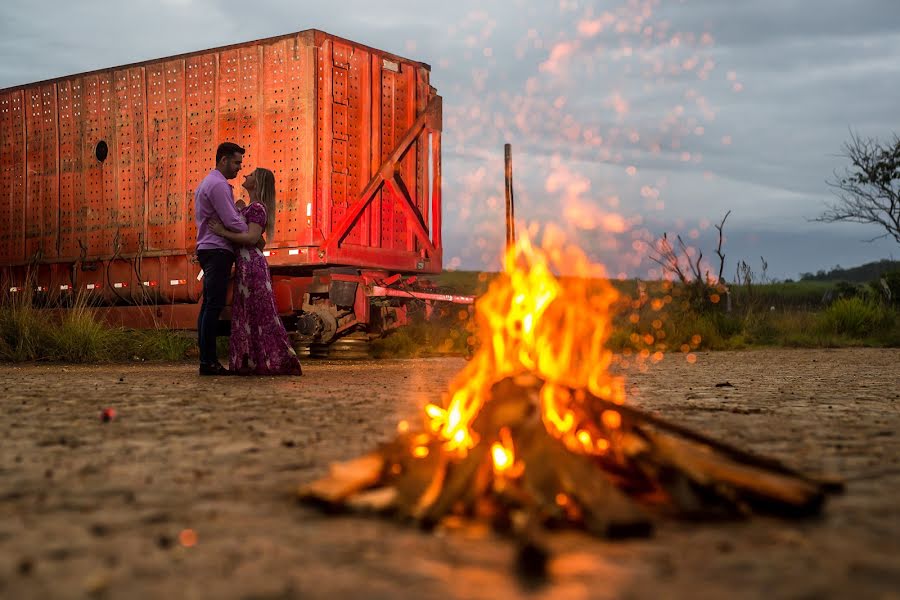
[504,143,516,250]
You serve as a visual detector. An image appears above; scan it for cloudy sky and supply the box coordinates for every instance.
[1,0,898,279]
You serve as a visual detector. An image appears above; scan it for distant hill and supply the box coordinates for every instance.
[800,259,900,282]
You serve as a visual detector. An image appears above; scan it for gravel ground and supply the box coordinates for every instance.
[0,348,898,599]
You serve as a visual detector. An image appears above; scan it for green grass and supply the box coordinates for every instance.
[429,270,496,296]
[401,272,900,357]
[729,280,833,310]
[0,290,196,363]
[816,297,896,340]
[371,317,473,359]
[0,301,55,361]
[49,303,119,362]
[604,297,900,353]
[128,329,196,362]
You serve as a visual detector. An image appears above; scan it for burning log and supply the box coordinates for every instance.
[299,226,842,556]
[299,377,837,533]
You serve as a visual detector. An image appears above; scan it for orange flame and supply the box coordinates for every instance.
[426,225,625,456]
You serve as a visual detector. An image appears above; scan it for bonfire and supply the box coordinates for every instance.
[300,226,841,556]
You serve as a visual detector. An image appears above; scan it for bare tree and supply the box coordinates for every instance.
[818,132,900,244]
[714,211,730,283]
[649,211,730,309]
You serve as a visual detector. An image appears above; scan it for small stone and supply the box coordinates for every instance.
[17,557,34,575]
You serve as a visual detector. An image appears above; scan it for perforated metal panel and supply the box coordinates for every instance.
[148,60,186,251]
[380,67,415,253]
[347,49,371,246]
[99,75,117,257]
[80,74,115,258]
[25,84,59,259]
[259,38,314,245]
[57,79,83,259]
[0,91,26,262]
[185,52,218,246]
[316,42,328,239]
[113,67,146,255]
[218,47,260,178]
[415,68,429,239]
[310,31,439,271]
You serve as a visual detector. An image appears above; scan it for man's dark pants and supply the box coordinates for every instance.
[196,249,234,366]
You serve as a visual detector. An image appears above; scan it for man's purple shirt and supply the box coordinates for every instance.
[194,169,248,253]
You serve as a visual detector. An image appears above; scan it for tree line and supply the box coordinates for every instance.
[799,259,900,283]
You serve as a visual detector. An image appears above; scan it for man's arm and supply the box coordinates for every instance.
[209,182,248,234]
[214,222,264,246]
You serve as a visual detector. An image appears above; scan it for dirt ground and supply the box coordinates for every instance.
[0,348,898,600]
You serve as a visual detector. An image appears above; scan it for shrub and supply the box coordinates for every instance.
[0,302,54,361]
[817,297,893,338]
[50,303,118,362]
[705,311,744,338]
[870,271,900,306]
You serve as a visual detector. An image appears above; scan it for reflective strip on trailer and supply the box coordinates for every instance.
[170,279,187,286]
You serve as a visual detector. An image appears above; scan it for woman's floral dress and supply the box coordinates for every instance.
[229,202,302,376]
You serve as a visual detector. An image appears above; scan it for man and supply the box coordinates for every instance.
[195,142,248,376]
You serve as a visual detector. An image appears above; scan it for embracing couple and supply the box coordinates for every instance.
[194,142,302,377]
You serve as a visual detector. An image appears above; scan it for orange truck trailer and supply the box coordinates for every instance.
[0,29,473,349]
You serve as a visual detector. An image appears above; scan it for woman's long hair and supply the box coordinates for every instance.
[254,168,276,240]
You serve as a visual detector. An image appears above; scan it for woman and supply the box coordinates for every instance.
[208,168,302,376]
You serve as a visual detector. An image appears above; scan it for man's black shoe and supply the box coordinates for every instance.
[199,363,232,376]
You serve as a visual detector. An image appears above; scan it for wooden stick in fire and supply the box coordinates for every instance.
[504,377,842,493]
